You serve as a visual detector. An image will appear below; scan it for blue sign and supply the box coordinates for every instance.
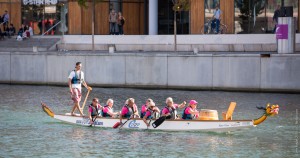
[76,119,103,126]
[128,120,140,128]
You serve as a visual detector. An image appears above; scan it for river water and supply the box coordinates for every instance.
[0,85,299,158]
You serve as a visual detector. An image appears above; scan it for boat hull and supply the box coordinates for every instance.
[54,114,254,132]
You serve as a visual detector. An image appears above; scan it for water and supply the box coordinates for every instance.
[0,85,299,158]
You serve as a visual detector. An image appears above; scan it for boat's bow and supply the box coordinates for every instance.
[42,102,55,117]
[253,104,279,125]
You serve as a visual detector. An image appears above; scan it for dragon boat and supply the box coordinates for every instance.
[41,102,279,132]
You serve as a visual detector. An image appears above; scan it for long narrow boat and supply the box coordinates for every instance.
[41,102,279,132]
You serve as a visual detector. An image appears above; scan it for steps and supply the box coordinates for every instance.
[0,36,61,52]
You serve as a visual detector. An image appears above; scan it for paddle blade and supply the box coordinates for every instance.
[113,122,121,128]
[41,102,55,117]
[152,116,166,128]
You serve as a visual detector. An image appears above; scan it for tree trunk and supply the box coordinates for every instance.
[174,10,177,52]
[92,0,95,51]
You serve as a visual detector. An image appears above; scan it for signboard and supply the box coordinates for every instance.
[45,6,56,13]
[276,24,288,39]
[23,0,58,5]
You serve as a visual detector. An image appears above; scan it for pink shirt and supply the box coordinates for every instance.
[161,104,179,115]
[144,111,152,118]
[184,106,199,118]
[141,104,147,113]
[121,104,138,115]
[120,106,129,115]
[184,106,192,114]
[102,106,111,113]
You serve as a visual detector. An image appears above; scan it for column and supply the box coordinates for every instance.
[149,0,158,35]
[277,17,295,54]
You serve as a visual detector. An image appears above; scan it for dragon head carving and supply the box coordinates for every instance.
[265,104,279,116]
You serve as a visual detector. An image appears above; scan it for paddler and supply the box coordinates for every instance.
[140,98,153,118]
[68,62,92,116]
[182,100,200,120]
[88,98,102,124]
[161,97,186,119]
[142,101,157,127]
[119,98,139,124]
[102,99,120,118]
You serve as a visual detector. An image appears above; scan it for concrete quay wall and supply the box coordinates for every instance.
[58,34,300,52]
[0,52,300,92]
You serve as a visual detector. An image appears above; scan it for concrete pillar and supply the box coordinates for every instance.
[149,0,158,35]
[277,17,295,54]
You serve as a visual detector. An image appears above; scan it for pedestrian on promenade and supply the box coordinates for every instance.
[273,5,281,33]
[68,62,92,116]
[109,9,118,35]
[117,11,125,35]
[2,10,9,31]
[211,5,221,34]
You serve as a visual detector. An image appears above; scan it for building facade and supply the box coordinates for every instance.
[0,0,299,35]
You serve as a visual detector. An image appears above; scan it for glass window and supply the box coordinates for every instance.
[158,0,174,34]
[284,0,298,32]
[235,0,298,34]
[235,0,267,34]
[21,1,68,35]
[266,0,280,33]
[205,0,220,22]
[158,0,189,34]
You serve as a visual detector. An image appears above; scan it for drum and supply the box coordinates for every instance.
[199,109,219,120]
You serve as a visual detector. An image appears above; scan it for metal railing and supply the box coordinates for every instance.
[41,20,61,36]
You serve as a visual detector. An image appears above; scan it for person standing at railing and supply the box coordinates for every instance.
[117,12,125,35]
[2,10,9,32]
[109,9,118,35]
[211,6,222,34]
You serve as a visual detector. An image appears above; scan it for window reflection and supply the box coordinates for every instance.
[235,0,298,34]
[284,0,298,32]
[21,1,67,35]
[234,0,267,34]
[205,0,220,23]
[158,0,190,34]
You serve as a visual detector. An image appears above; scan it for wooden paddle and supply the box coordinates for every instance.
[152,116,167,128]
[81,88,91,110]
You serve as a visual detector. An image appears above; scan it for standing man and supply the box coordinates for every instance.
[109,9,118,35]
[68,62,92,116]
[273,5,281,33]
[211,6,222,34]
[3,10,9,31]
